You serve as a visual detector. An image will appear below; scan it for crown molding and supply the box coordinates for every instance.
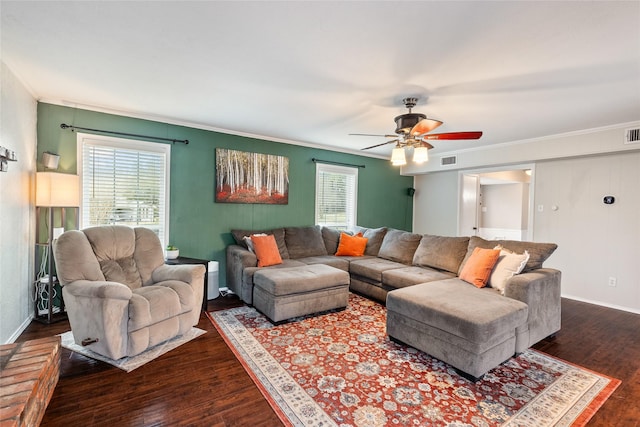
[434,120,640,158]
[39,98,388,160]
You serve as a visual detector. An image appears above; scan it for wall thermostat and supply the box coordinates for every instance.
[603,196,615,205]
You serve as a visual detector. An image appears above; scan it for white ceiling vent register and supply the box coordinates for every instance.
[626,128,640,144]
[441,155,457,166]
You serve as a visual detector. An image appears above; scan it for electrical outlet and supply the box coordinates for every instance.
[608,277,617,287]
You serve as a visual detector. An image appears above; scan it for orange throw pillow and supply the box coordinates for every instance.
[459,247,501,288]
[335,232,368,256]
[251,234,283,267]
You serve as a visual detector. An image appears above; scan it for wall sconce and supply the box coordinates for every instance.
[42,152,61,170]
[0,146,18,172]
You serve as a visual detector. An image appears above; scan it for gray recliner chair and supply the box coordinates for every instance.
[53,225,205,360]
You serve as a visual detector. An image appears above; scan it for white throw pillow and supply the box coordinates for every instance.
[243,233,267,254]
[489,246,530,294]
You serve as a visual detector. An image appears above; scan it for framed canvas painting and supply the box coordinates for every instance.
[215,148,289,204]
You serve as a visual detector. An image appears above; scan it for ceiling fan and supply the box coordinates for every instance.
[350,97,482,165]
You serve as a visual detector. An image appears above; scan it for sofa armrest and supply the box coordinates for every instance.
[62,280,133,300]
[504,268,562,346]
[226,244,257,296]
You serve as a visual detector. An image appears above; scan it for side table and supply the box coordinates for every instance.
[165,256,210,311]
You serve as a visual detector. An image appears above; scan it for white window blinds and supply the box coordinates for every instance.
[79,134,170,245]
[315,163,358,230]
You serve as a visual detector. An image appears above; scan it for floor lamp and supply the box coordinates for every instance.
[35,172,80,323]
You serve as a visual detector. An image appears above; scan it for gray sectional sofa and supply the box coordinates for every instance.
[226,225,561,378]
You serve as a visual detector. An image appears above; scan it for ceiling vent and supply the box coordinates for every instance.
[626,128,640,144]
[441,155,457,166]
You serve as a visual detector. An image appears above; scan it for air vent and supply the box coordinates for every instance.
[626,128,640,144]
[441,155,457,166]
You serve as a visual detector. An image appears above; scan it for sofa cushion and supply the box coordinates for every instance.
[461,236,557,273]
[231,228,289,259]
[412,235,470,274]
[378,229,422,264]
[296,255,350,271]
[321,227,342,255]
[459,247,501,288]
[349,257,407,282]
[354,226,387,256]
[285,226,328,258]
[382,266,455,289]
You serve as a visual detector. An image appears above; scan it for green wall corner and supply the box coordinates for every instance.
[37,102,414,290]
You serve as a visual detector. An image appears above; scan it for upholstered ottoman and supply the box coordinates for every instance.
[386,278,529,380]
[253,264,350,323]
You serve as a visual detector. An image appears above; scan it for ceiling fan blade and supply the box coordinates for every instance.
[409,118,443,136]
[350,133,398,138]
[423,131,483,140]
[362,140,398,150]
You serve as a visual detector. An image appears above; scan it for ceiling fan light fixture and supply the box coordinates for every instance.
[394,113,426,134]
[391,146,407,166]
[413,145,429,164]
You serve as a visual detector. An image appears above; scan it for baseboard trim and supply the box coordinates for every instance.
[562,294,640,315]
[5,315,34,344]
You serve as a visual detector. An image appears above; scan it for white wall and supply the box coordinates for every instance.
[412,170,459,236]
[0,62,37,343]
[479,183,529,240]
[534,152,640,313]
[413,126,640,313]
[481,183,526,229]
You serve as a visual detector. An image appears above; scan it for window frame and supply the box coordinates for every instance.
[314,163,358,230]
[76,132,171,246]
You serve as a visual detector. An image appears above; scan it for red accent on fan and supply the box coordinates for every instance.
[409,118,443,136]
[423,131,483,140]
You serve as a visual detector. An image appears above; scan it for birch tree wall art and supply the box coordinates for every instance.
[215,148,289,204]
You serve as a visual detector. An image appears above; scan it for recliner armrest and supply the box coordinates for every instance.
[63,280,133,300]
[151,264,206,285]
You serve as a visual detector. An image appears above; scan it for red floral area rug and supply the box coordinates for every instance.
[208,293,619,427]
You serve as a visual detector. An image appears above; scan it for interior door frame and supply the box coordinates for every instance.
[457,173,480,237]
[457,163,536,240]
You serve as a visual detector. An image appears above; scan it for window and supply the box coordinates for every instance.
[77,133,170,245]
[315,163,358,230]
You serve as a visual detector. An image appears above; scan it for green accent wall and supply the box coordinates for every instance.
[37,102,413,288]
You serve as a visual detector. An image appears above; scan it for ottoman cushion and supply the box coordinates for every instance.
[387,278,528,350]
[254,264,350,296]
[253,264,351,323]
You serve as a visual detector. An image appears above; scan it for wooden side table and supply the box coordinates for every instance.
[165,256,210,311]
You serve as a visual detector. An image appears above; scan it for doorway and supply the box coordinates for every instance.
[458,164,534,241]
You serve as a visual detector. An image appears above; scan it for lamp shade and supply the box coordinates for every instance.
[391,147,407,166]
[36,172,80,207]
[413,145,429,164]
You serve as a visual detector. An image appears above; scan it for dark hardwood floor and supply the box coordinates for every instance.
[16,295,639,426]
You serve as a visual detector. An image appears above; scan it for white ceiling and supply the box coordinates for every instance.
[2,1,639,159]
